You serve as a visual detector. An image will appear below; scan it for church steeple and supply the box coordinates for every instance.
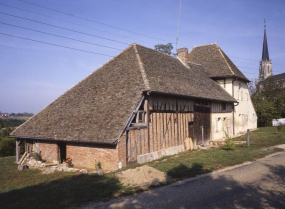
[259,19,273,81]
[262,19,270,61]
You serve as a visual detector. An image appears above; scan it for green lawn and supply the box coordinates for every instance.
[150,127,285,179]
[0,127,284,209]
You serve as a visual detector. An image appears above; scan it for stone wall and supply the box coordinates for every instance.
[38,141,58,162]
[66,143,118,171]
[30,140,119,171]
[117,133,127,168]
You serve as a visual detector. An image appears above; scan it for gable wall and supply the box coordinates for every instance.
[232,80,257,133]
[211,78,257,139]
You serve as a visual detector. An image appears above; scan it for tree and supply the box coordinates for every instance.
[252,94,280,127]
[247,80,256,95]
[154,43,173,55]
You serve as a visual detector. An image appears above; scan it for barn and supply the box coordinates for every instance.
[11,44,236,171]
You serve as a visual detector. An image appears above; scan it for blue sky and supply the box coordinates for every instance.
[0,0,284,113]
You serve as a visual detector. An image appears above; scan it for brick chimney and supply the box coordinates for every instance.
[177,48,189,64]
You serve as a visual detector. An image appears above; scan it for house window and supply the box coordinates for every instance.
[136,111,145,123]
[215,118,220,132]
[227,118,231,135]
[241,89,243,101]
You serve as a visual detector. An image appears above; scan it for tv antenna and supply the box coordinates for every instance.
[176,0,182,51]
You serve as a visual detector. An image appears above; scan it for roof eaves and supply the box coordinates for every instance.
[148,90,236,103]
[210,75,250,83]
[9,135,115,145]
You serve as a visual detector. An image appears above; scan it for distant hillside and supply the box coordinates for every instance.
[0,118,26,128]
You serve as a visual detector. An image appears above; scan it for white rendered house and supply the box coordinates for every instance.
[178,44,257,141]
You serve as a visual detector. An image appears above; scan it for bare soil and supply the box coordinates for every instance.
[116,165,168,188]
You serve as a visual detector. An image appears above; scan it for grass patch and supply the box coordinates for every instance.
[151,127,285,179]
[0,127,284,208]
[150,146,281,179]
[0,157,139,209]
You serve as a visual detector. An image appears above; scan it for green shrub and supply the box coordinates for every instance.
[30,152,43,161]
[224,132,235,151]
[276,122,284,132]
[95,161,102,170]
[66,158,74,167]
[0,137,16,157]
[276,126,282,132]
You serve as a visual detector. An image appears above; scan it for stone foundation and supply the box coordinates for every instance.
[137,144,185,164]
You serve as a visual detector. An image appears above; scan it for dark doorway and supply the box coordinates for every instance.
[194,103,211,146]
[188,121,194,140]
[58,142,66,163]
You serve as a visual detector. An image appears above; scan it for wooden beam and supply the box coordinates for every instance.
[18,138,24,146]
[176,112,180,145]
[146,99,150,153]
[126,131,129,163]
[15,138,20,163]
[18,152,27,165]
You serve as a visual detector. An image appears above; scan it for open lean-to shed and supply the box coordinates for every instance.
[11,44,236,171]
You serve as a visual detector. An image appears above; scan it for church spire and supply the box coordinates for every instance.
[258,19,273,82]
[262,19,270,61]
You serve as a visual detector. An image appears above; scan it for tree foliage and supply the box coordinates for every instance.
[252,79,285,126]
[154,43,173,55]
[0,119,26,157]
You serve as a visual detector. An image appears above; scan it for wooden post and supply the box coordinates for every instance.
[146,99,151,153]
[126,131,129,163]
[176,112,179,147]
[201,126,204,146]
[247,129,250,147]
[16,138,20,163]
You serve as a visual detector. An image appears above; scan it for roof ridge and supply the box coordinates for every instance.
[177,57,190,69]
[134,43,178,60]
[216,44,235,75]
[193,43,216,49]
[133,44,150,90]
[187,60,202,66]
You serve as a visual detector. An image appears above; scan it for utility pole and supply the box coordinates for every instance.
[247,129,250,147]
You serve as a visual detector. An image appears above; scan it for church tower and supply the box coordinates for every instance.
[259,20,273,81]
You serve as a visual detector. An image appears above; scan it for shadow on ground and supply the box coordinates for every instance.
[167,162,211,179]
[83,162,285,209]
[1,162,285,209]
[0,173,136,209]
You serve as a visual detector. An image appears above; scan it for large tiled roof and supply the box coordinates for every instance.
[187,44,249,82]
[11,44,235,143]
[135,44,236,102]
